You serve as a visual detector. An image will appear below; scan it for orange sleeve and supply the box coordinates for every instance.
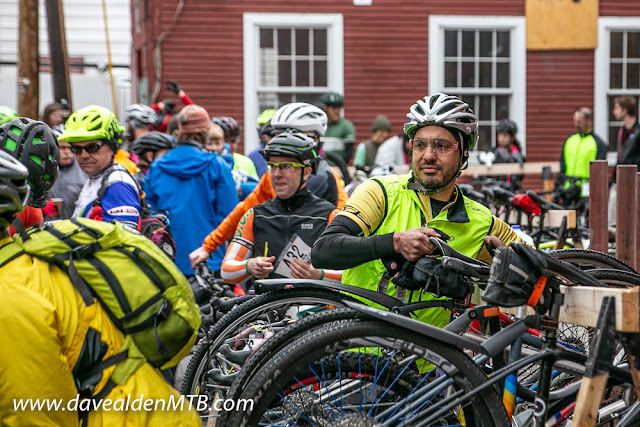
[331,168,349,209]
[9,206,43,236]
[202,171,276,253]
[221,210,255,284]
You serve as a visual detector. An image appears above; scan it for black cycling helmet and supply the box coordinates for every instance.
[262,132,319,174]
[0,150,30,228]
[132,131,175,156]
[321,91,344,107]
[211,116,241,141]
[497,119,518,136]
[0,118,59,208]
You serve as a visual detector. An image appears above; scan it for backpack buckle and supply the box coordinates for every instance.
[71,242,103,259]
[157,299,173,322]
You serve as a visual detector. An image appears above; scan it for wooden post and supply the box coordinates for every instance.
[542,166,554,202]
[589,161,608,253]
[637,173,640,271]
[45,0,72,110]
[17,0,39,119]
[616,165,637,269]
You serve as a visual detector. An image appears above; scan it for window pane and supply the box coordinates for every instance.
[445,30,458,57]
[496,95,509,120]
[260,49,277,86]
[496,62,510,87]
[478,95,491,121]
[478,126,491,151]
[461,61,474,87]
[260,28,274,48]
[296,60,310,86]
[628,63,640,89]
[278,29,292,55]
[479,61,492,87]
[462,94,475,112]
[314,60,327,86]
[462,31,475,57]
[611,32,623,58]
[314,29,327,55]
[278,60,292,86]
[496,31,510,57]
[479,31,492,57]
[445,61,458,87]
[296,29,309,55]
[610,63,623,89]
[629,32,640,59]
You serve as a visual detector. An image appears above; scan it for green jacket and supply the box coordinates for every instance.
[342,174,494,327]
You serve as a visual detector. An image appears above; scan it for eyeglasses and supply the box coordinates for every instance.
[267,161,306,171]
[410,138,458,155]
[70,142,106,154]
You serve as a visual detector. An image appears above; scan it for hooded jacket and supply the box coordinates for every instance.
[144,144,238,274]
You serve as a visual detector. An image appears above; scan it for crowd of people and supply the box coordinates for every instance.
[0,85,638,425]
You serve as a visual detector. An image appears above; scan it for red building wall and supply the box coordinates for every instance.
[131,0,635,183]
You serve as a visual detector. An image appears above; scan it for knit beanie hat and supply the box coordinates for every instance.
[372,115,392,133]
[178,105,211,134]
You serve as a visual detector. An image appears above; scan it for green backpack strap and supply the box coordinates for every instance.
[0,239,26,269]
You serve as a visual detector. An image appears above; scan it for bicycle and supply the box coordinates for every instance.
[223,242,640,426]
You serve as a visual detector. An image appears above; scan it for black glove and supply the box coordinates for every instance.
[166,81,181,94]
[163,99,177,115]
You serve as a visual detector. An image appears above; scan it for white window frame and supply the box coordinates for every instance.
[429,15,526,163]
[243,13,344,153]
[595,17,640,165]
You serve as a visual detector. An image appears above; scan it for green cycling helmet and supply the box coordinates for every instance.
[0,107,19,125]
[257,109,276,126]
[59,105,125,151]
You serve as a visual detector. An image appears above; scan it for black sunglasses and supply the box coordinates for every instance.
[70,142,106,154]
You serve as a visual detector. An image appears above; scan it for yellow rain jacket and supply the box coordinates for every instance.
[0,236,200,426]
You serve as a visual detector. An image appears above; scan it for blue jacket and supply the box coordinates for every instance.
[144,144,238,275]
[248,145,268,178]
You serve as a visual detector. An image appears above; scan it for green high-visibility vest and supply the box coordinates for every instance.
[341,173,494,327]
[563,133,599,180]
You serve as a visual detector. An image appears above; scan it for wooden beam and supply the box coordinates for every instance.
[17,0,39,118]
[501,285,639,333]
[45,0,72,110]
[461,161,560,177]
[335,162,560,180]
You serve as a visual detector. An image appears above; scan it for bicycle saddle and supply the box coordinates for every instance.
[525,190,563,211]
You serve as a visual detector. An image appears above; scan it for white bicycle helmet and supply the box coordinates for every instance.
[404,93,478,165]
[126,104,157,128]
[271,103,327,137]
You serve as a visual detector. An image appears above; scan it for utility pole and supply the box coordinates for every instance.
[18,0,39,119]
[46,0,72,111]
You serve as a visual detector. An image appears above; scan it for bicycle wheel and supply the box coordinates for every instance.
[515,268,640,416]
[549,248,634,272]
[226,316,510,427]
[179,287,359,420]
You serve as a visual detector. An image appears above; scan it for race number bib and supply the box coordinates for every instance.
[274,234,312,278]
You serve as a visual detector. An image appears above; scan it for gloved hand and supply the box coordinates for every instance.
[42,200,58,217]
[88,206,104,221]
[166,81,181,94]
[163,99,177,115]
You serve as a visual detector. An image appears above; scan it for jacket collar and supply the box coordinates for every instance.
[405,173,469,223]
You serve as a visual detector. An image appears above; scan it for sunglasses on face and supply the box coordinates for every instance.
[410,138,458,155]
[70,142,106,154]
[267,161,306,171]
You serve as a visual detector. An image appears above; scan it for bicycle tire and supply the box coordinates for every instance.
[549,248,635,272]
[219,307,364,425]
[323,151,351,185]
[226,317,510,427]
[179,287,360,417]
